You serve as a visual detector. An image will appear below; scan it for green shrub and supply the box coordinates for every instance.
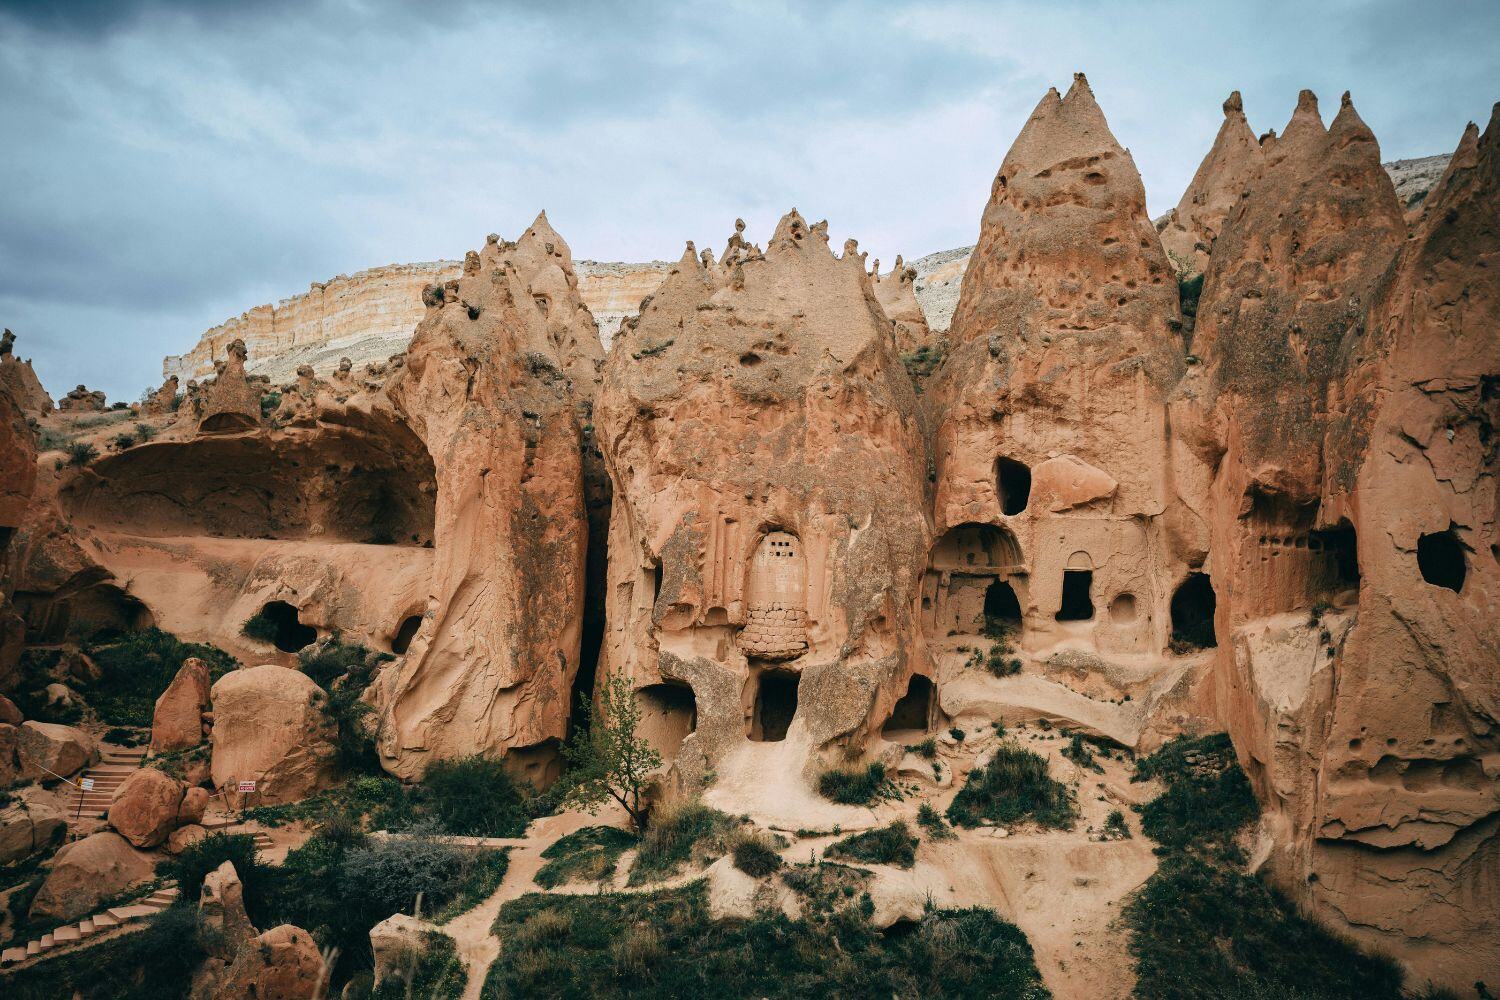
[816,762,890,805]
[133,422,156,442]
[1134,733,1258,851]
[240,610,281,645]
[729,829,783,878]
[908,738,938,760]
[65,440,97,466]
[0,904,214,1000]
[158,832,274,927]
[417,755,531,837]
[1063,733,1104,773]
[297,640,389,774]
[947,742,1076,830]
[80,628,237,727]
[535,826,638,889]
[1124,853,1403,1000]
[1104,809,1131,840]
[482,883,1047,1000]
[826,820,918,869]
[917,802,956,840]
[628,801,731,885]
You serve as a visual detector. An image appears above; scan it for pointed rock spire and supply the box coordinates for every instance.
[1161,90,1265,275]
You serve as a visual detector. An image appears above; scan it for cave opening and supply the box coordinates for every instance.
[257,600,317,653]
[750,670,799,742]
[1055,570,1095,621]
[391,614,422,654]
[1417,528,1466,593]
[1311,522,1360,595]
[1109,593,1137,623]
[1170,573,1217,650]
[983,578,1022,630]
[996,457,1032,516]
[883,674,935,734]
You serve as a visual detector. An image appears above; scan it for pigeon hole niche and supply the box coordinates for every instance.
[739,530,808,742]
[922,522,1026,641]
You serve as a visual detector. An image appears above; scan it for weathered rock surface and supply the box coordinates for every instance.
[1157,91,1264,275]
[215,923,324,1000]
[0,791,66,865]
[15,720,97,781]
[108,767,186,848]
[28,831,155,922]
[372,214,593,782]
[152,656,214,752]
[597,211,931,787]
[210,664,337,803]
[200,860,256,959]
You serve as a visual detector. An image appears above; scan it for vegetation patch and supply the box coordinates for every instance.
[825,820,918,869]
[1132,733,1258,852]
[1123,733,1422,1000]
[728,827,783,878]
[816,762,892,805]
[947,742,1076,830]
[627,800,733,885]
[77,629,236,727]
[0,905,214,1000]
[916,802,956,840]
[481,882,1049,1000]
[365,929,465,999]
[535,826,638,889]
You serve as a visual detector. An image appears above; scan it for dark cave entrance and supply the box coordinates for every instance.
[751,670,800,742]
[1417,528,1466,593]
[883,674,935,734]
[1055,570,1094,621]
[391,614,422,654]
[1170,573,1217,650]
[983,578,1022,629]
[996,457,1032,516]
[1311,522,1360,596]
[257,600,317,653]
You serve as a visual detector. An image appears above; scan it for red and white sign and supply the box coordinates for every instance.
[237,780,257,793]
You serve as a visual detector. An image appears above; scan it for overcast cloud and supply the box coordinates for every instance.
[2,0,1496,400]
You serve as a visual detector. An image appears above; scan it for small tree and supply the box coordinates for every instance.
[561,675,660,832]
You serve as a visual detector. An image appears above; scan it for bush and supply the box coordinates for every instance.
[1063,733,1104,774]
[1134,733,1258,851]
[65,440,97,466]
[535,826,638,889]
[482,883,1047,1000]
[816,762,890,805]
[240,610,281,645]
[158,832,269,922]
[628,800,731,885]
[917,802,956,841]
[947,742,1076,830]
[1124,853,1404,1000]
[908,738,938,759]
[368,929,465,999]
[1103,809,1131,840]
[417,755,532,837]
[729,829,783,878]
[298,640,390,775]
[80,628,238,727]
[826,820,918,869]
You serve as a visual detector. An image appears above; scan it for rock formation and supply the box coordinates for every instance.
[872,256,933,354]
[0,330,53,415]
[210,664,337,803]
[198,338,263,434]
[151,656,213,752]
[1158,91,1264,275]
[107,768,186,848]
[596,211,931,789]
[28,831,154,923]
[373,214,595,782]
[58,384,107,412]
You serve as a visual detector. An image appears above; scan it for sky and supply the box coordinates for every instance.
[2,0,1496,402]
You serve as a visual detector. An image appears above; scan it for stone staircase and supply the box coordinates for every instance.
[69,746,148,821]
[0,884,178,967]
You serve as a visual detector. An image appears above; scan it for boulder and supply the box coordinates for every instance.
[0,793,66,865]
[168,823,208,855]
[28,831,154,922]
[1030,455,1118,513]
[210,665,336,804]
[217,924,325,1000]
[200,860,256,959]
[108,768,186,848]
[369,913,443,989]
[0,693,21,726]
[178,785,210,825]
[152,656,213,753]
[16,720,97,781]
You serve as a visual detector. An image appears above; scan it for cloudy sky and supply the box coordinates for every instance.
[2,0,1495,401]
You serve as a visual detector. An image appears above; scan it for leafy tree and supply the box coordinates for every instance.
[561,674,661,832]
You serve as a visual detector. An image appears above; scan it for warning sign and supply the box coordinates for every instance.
[81,778,95,792]
[237,780,257,793]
